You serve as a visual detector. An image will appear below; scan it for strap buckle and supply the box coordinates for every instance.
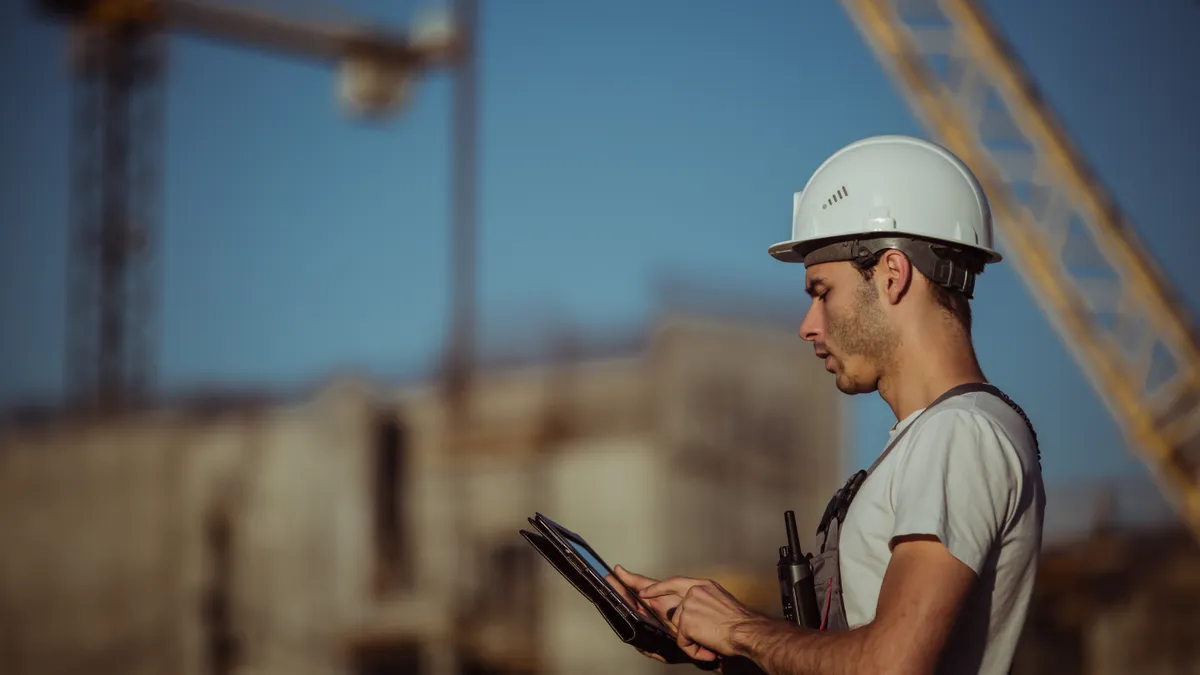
[817,470,868,538]
[933,258,975,298]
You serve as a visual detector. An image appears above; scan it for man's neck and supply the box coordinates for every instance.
[877,320,986,423]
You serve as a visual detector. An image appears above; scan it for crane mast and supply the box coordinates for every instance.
[839,0,1200,538]
[59,17,164,413]
[37,0,460,413]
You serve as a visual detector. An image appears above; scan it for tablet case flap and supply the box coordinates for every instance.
[519,523,721,669]
[519,528,638,642]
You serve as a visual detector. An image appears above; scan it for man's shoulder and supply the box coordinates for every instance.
[915,391,1036,448]
[896,392,1040,479]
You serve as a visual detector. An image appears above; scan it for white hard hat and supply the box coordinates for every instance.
[768,135,1001,296]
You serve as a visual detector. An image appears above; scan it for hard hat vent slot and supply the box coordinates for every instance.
[822,186,850,210]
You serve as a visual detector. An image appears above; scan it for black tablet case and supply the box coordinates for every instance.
[519,513,765,674]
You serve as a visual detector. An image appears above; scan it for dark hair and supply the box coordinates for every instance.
[928,281,972,333]
[853,252,974,333]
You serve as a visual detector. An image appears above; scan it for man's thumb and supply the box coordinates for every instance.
[614,564,639,584]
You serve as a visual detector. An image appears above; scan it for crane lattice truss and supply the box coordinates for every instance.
[839,0,1200,537]
[39,0,463,413]
[65,23,164,412]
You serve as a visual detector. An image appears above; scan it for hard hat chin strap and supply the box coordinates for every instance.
[801,236,983,299]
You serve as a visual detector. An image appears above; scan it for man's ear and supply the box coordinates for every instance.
[880,250,911,305]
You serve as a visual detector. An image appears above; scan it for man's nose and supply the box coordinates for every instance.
[798,302,821,343]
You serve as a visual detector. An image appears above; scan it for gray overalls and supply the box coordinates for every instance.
[809,382,1040,631]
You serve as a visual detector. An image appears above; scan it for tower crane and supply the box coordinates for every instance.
[38,0,1199,539]
[839,0,1200,539]
[34,0,478,415]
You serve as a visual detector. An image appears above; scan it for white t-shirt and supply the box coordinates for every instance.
[839,390,1045,675]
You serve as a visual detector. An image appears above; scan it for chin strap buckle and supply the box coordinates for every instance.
[932,258,975,298]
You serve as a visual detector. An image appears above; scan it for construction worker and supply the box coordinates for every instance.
[613,135,1046,674]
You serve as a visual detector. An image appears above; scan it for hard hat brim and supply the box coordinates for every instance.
[767,235,1003,265]
[767,240,805,263]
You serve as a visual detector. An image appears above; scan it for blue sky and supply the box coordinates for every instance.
[3,0,1199,504]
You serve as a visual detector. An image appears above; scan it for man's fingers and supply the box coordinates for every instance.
[605,574,635,607]
[640,576,709,599]
[676,626,719,661]
[608,573,657,623]
[672,594,723,662]
[606,573,633,597]
[642,592,682,613]
[680,643,716,661]
[613,564,654,590]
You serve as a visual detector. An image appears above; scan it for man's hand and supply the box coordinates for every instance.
[640,576,762,662]
[606,565,684,664]
[607,565,684,627]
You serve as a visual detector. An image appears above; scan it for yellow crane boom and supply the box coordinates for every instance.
[43,0,457,66]
[839,0,1200,538]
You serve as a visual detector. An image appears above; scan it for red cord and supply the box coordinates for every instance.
[820,578,834,630]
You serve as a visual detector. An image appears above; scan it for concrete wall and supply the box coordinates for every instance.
[0,415,192,675]
[0,384,385,675]
[651,316,844,593]
[0,316,847,675]
[218,389,376,675]
[540,440,667,675]
[1012,528,1200,675]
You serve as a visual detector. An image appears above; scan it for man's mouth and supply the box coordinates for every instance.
[815,347,833,371]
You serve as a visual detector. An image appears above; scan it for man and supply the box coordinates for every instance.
[613,135,1045,675]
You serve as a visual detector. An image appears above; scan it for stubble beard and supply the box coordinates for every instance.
[826,278,899,395]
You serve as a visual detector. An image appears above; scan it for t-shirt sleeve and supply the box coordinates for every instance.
[888,409,1018,574]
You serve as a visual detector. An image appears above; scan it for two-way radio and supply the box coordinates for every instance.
[776,510,821,629]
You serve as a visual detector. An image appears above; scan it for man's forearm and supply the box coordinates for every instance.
[730,617,874,675]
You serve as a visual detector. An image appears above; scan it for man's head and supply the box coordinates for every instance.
[798,248,981,394]
[767,134,1001,393]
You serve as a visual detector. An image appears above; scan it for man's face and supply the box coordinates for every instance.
[798,261,898,395]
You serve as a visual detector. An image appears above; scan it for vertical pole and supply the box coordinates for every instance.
[442,2,479,672]
[444,0,479,420]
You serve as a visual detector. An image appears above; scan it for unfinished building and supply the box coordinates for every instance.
[0,315,845,675]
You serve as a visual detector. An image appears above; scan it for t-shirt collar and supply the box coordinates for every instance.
[888,406,926,441]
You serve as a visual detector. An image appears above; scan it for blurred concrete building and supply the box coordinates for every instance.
[0,314,845,675]
[1013,525,1200,674]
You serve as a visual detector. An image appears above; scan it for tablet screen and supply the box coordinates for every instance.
[558,531,672,633]
[567,539,613,580]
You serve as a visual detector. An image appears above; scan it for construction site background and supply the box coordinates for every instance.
[3,0,1200,673]
[1,315,846,675]
[3,313,1198,675]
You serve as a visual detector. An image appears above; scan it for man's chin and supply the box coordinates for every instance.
[834,373,877,396]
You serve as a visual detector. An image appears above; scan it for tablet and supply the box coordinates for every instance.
[538,514,674,633]
[520,513,764,674]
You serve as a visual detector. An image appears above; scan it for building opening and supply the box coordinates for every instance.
[373,411,412,593]
[352,641,423,675]
[202,511,239,675]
